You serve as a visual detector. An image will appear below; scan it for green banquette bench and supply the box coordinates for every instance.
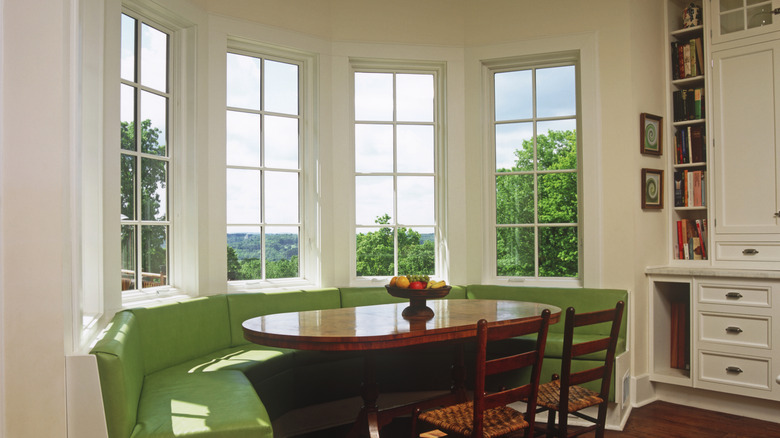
[90,285,627,438]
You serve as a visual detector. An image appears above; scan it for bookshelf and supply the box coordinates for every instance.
[649,278,692,385]
[666,1,708,263]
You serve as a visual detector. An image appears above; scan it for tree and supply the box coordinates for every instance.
[495,129,578,278]
[121,119,168,287]
[355,214,435,276]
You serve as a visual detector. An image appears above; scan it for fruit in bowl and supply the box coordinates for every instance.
[389,275,447,289]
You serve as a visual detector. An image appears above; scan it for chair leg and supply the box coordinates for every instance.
[595,402,608,438]
[558,410,568,438]
[545,409,556,438]
[411,407,421,438]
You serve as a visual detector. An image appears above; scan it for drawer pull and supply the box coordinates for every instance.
[725,326,743,334]
[725,292,743,299]
[726,366,744,374]
[742,248,759,255]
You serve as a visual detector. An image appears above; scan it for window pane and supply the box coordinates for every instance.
[141,158,167,221]
[264,171,298,224]
[226,111,261,167]
[141,225,168,287]
[227,53,261,110]
[496,122,533,172]
[496,174,534,224]
[720,0,743,11]
[227,226,262,280]
[539,226,578,277]
[356,227,394,276]
[537,119,577,171]
[121,14,136,82]
[264,115,299,169]
[538,172,578,223]
[227,169,261,224]
[266,226,299,279]
[140,90,167,156]
[121,225,136,290]
[355,176,393,225]
[397,74,433,122]
[495,70,532,121]
[536,66,576,118]
[355,72,393,121]
[398,226,434,275]
[397,176,434,225]
[355,124,393,173]
[121,154,135,220]
[140,23,167,92]
[120,84,136,151]
[264,60,298,115]
[397,125,433,173]
[496,227,535,276]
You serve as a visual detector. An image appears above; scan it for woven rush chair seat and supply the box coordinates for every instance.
[419,401,528,438]
[536,379,603,413]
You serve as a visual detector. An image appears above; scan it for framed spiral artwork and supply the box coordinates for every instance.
[641,168,664,209]
[640,113,663,156]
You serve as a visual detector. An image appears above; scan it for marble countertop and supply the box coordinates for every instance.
[645,265,780,279]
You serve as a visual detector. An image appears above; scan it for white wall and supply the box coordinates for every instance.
[1,0,73,436]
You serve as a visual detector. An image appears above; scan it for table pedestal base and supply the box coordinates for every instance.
[347,345,467,437]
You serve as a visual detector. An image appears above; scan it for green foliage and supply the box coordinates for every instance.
[227,233,300,281]
[355,214,435,277]
[120,120,168,288]
[496,129,579,278]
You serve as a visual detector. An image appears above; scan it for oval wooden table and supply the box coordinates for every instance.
[243,299,561,438]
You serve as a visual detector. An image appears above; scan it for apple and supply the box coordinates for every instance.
[409,281,425,290]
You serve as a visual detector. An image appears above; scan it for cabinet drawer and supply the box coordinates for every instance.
[715,242,780,263]
[698,350,770,390]
[698,283,771,307]
[698,312,770,348]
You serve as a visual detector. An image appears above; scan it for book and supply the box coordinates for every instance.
[671,301,680,368]
[696,219,707,259]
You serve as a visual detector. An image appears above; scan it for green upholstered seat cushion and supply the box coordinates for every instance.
[131,370,272,438]
[227,289,342,346]
[465,285,627,345]
[130,296,233,375]
[90,311,145,438]
[339,285,467,308]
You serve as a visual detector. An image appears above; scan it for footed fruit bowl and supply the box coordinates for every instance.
[385,285,452,320]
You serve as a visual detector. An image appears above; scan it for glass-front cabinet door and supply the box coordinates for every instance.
[713,0,780,44]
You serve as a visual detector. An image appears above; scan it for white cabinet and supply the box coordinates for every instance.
[711,0,780,45]
[710,38,780,268]
[648,272,780,402]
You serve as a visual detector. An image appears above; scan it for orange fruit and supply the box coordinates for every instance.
[395,276,410,289]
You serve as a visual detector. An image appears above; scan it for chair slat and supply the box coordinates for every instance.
[570,337,610,357]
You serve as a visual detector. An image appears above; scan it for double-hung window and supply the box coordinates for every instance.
[489,58,580,280]
[120,12,172,293]
[226,51,302,282]
[352,62,443,279]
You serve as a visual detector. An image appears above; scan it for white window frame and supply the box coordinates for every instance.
[349,59,447,286]
[104,2,196,311]
[480,41,601,288]
[226,39,319,292]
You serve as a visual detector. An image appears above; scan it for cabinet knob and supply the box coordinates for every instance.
[725,326,743,334]
[725,292,743,299]
[726,366,743,374]
[742,248,759,255]
[773,8,780,15]
[774,211,780,218]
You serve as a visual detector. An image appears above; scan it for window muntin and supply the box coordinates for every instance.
[353,69,438,278]
[226,52,302,282]
[492,63,579,279]
[120,12,171,292]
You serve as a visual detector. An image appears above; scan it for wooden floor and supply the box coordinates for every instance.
[293,401,780,437]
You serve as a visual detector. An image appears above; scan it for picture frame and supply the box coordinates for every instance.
[642,168,664,209]
[640,113,663,156]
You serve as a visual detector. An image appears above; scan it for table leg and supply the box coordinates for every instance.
[348,351,381,438]
[451,343,468,403]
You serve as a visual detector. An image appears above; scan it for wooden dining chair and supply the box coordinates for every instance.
[411,308,552,438]
[534,301,625,438]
